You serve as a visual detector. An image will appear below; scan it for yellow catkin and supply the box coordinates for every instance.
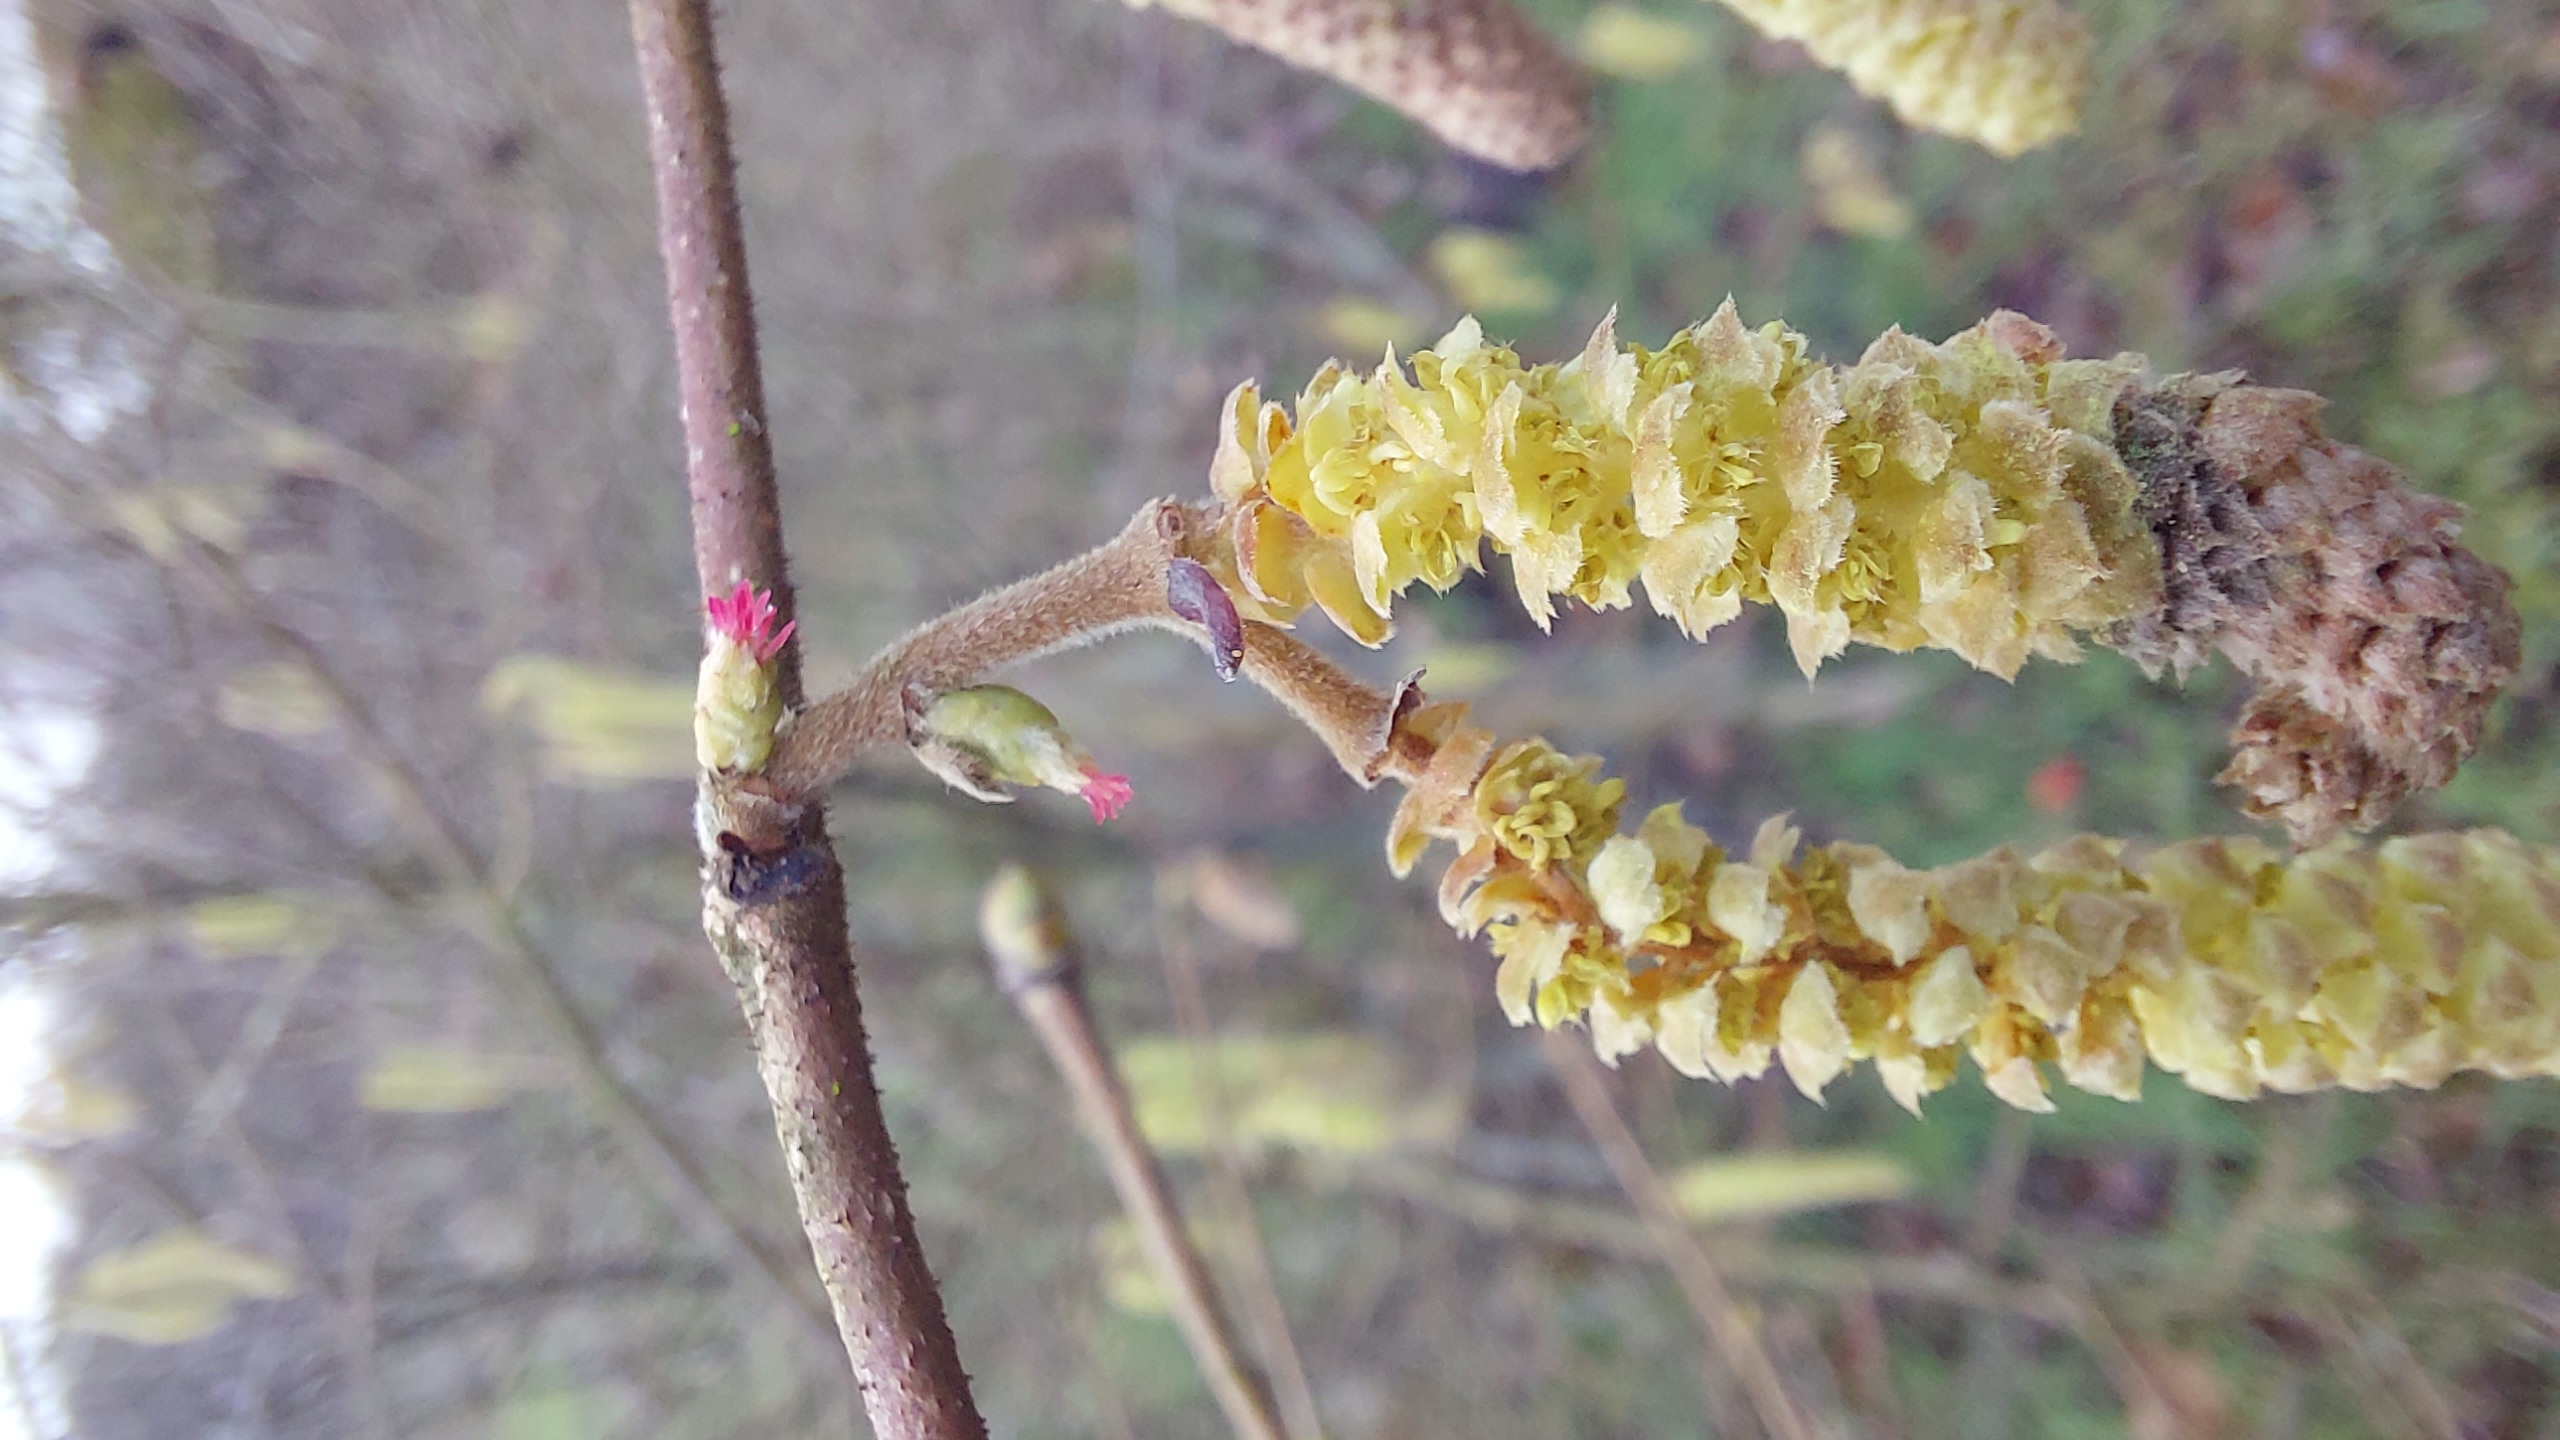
[1390,728,2560,1110]
[1209,304,2158,681]
[1710,0,2091,157]
[1205,306,2519,840]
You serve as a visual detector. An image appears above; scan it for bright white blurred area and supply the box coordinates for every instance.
[5,0,116,1426]
[0,700,95,1440]
[0,694,96,1440]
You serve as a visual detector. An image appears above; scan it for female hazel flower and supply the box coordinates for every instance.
[908,684,1134,823]
[695,581,796,773]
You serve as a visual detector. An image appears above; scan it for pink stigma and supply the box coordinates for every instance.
[1077,764,1134,824]
[706,581,796,663]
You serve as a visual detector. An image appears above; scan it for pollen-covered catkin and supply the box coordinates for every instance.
[1211,305,2160,681]
[1389,724,2560,1110]
[1708,0,2091,156]
[1205,306,2519,838]
[1129,0,1590,171]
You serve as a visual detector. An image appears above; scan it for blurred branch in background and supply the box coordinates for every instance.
[1304,1153,2075,1322]
[1542,1031,1819,1440]
[13,462,844,1368]
[979,864,1290,1440]
[1154,871,1334,1440]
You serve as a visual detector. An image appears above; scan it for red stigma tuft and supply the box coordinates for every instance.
[1077,764,1135,823]
[706,581,796,663]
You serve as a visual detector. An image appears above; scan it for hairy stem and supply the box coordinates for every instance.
[765,500,1206,797]
[762,500,1425,808]
[627,0,986,1433]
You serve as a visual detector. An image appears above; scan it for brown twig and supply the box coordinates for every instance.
[625,0,986,1434]
[1316,1154,2076,1322]
[1155,887,1332,1440]
[1542,1032,1818,1440]
[979,866,1290,1440]
[1952,1107,2032,1440]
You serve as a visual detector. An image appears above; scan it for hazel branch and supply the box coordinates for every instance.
[763,502,1421,814]
[746,296,2537,1129]
[627,0,986,1433]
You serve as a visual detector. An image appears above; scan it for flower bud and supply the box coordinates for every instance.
[909,684,1133,823]
[695,581,795,773]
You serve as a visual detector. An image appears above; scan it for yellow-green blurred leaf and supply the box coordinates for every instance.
[1578,5,1711,80]
[1801,125,1914,240]
[1178,852,1301,951]
[63,1227,297,1345]
[1317,296,1427,357]
[491,1378,598,1440]
[185,892,339,960]
[1089,1214,1244,1316]
[1410,640,1519,698]
[1118,1032,1456,1156]
[451,295,532,363]
[482,655,693,785]
[215,663,336,739]
[109,486,256,561]
[1429,230,1560,317]
[66,41,220,289]
[1665,1149,1912,1223]
[359,1043,518,1113]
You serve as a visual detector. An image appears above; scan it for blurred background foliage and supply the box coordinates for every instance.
[2,0,2557,1434]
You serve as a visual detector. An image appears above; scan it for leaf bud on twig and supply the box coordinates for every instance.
[907,684,1136,823]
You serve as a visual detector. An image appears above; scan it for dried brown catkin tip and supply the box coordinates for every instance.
[2109,375,2522,847]
[1134,0,1591,171]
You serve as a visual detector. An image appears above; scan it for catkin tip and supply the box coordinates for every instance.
[2110,375,2522,845]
